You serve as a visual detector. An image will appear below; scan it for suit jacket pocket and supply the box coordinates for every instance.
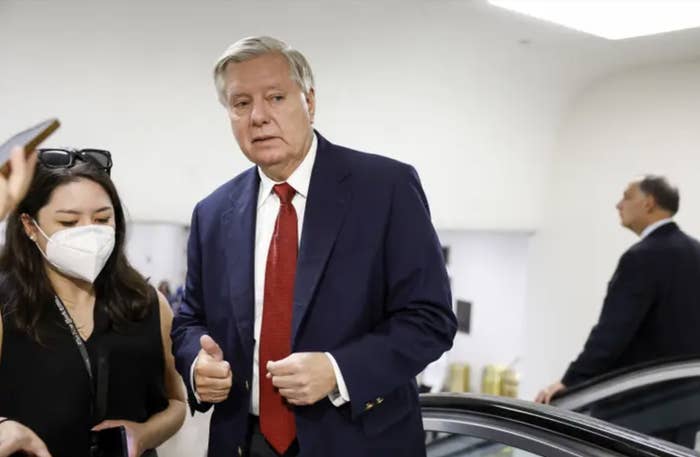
[361,385,415,437]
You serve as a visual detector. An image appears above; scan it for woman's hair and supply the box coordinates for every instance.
[0,158,156,342]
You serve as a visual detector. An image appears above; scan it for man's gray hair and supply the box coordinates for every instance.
[213,36,315,106]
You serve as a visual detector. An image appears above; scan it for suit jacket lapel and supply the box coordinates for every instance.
[292,133,351,344]
[221,168,259,351]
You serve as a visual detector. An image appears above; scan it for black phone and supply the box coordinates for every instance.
[0,118,60,175]
[89,425,128,457]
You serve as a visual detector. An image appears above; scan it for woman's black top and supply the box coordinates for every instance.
[0,292,168,457]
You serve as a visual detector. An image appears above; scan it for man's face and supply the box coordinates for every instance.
[222,52,315,180]
[616,181,651,233]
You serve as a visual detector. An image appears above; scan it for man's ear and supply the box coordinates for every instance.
[20,213,39,241]
[644,194,657,213]
[305,88,316,123]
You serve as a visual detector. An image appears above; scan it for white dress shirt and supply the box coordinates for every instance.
[640,218,674,239]
[191,132,350,413]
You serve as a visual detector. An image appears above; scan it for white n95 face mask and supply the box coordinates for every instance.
[33,221,116,283]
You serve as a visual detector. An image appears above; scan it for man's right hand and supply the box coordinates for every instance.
[534,381,566,404]
[0,419,51,457]
[194,335,232,403]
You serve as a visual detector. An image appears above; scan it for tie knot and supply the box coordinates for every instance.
[273,183,296,204]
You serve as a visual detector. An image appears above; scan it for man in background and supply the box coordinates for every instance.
[536,175,700,403]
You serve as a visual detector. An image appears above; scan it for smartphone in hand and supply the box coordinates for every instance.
[0,118,60,175]
[90,425,129,457]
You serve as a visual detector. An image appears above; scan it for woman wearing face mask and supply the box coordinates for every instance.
[0,148,186,457]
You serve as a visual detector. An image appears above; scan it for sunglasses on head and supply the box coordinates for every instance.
[37,148,113,175]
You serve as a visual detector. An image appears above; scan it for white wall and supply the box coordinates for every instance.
[0,0,584,231]
[438,230,530,394]
[522,59,700,399]
[125,222,189,289]
[159,409,210,457]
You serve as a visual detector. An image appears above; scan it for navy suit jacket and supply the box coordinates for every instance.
[563,222,700,386]
[171,132,456,457]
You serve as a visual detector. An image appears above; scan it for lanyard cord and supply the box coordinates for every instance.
[53,296,96,417]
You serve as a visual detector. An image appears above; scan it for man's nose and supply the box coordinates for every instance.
[251,100,270,126]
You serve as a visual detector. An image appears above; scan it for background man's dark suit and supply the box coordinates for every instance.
[171,132,457,457]
[563,222,700,386]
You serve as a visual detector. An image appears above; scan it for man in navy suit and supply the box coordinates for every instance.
[171,36,456,457]
[536,176,700,403]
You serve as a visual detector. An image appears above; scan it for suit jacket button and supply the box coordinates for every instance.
[376,397,384,404]
[365,401,374,410]
[245,380,250,391]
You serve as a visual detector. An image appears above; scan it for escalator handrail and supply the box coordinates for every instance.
[551,355,700,401]
[550,358,700,410]
[421,393,698,457]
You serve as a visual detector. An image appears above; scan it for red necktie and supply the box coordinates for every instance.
[259,182,297,454]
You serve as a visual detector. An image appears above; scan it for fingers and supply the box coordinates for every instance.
[197,354,231,378]
[200,334,224,361]
[195,377,232,403]
[0,147,37,220]
[196,373,233,391]
[549,382,565,403]
[8,147,27,176]
[204,391,230,403]
[270,374,297,389]
[26,435,52,457]
[267,358,305,403]
[265,352,336,406]
[277,387,313,406]
[195,357,232,403]
[266,354,301,377]
[197,388,230,404]
[91,420,122,431]
[534,390,546,404]
[194,338,232,404]
[534,382,564,404]
[544,389,557,404]
[0,421,52,457]
[8,147,37,199]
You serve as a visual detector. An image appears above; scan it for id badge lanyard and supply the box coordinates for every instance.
[53,296,97,419]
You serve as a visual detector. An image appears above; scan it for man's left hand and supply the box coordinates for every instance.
[267,352,337,406]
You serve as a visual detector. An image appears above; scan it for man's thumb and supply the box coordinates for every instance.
[200,334,224,361]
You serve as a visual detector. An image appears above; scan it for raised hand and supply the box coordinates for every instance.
[194,335,233,403]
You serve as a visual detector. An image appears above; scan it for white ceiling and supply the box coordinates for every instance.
[463,0,700,86]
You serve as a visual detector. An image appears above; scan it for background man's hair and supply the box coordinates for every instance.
[639,175,680,215]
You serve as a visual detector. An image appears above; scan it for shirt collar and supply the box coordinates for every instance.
[640,217,674,239]
[257,132,317,208]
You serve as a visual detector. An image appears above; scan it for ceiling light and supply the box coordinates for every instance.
[489,1,700,40]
